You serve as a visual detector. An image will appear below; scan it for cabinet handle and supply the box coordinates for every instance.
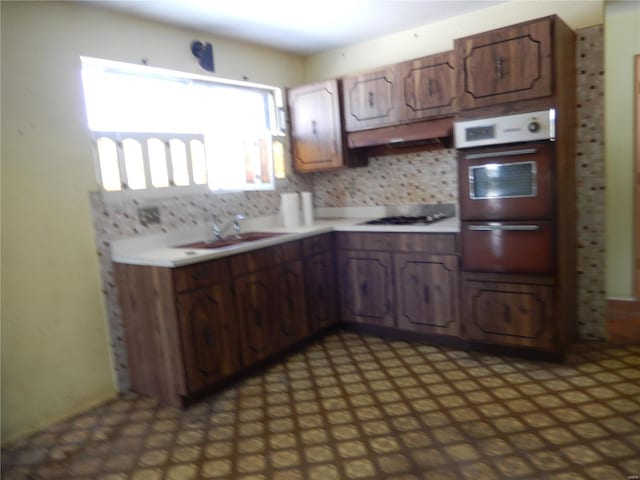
[368,91,374,108]
[253,308,262,326]
[311,120,317,135]
[468,224,541,231]
[191,272,208,282]
[464,148,537,160]
[496,57,504,79]
[423,285,430,303]
[427,78,434,97]
[360,281,368,296]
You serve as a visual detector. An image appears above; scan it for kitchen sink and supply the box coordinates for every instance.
[177,231,286,249]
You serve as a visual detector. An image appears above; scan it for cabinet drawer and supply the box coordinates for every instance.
[173,258,231,292]
[335,232,457,255]
[462,277,555,350]
[302,233,333,256]
[230,241,301,276]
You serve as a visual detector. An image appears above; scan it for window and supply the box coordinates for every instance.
[81,57,286,197]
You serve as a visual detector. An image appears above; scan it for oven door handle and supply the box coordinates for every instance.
[464,148,537,160]
[468,224,541,231]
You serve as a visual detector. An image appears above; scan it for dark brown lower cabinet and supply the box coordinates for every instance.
[461,274,555,351]
[335,232,460,334]
[337,250,395,327]
[303,250,338,332]
[176,285,239,393]
[115,259,239,406]
[234,271,277,365]
[274,260,309,348]
[231,241,309,368]
[395,253,459,336]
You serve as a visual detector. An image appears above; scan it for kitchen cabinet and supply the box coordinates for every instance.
[455,17,554,110]
[337,250,395,327]
[343,67,399,131]
[233,270,277,365]
[343,54,457,134]
[461,274,555,351]
[335,232,459,336]
[288,79,347,173]
[302,234,338,333]
[176,284,239,393]
[231,241,309,366]
[394,253,459,336]
[114,258,239,406]
[398,51,457,121]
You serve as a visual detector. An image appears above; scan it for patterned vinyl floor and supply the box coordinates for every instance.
[2,330,640,480]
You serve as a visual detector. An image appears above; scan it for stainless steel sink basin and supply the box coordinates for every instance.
[177,231,286,249]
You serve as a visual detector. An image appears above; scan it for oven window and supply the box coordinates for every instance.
[469,161,537,199]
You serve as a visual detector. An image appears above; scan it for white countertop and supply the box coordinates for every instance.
[111,209,460,268]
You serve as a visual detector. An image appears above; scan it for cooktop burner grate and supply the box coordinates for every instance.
[363,212,451,225]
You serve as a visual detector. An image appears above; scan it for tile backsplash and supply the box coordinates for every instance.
[91,25,606,391]
[574,25,606,339]
[312,146,458,208]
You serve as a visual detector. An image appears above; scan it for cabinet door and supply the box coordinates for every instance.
[288,79,345,173]
[176,284,238,393]
[337,250,394,327]
[394,254,459,336]
[234,272,277,365]
[343,68,398,131]
[462,279,555,350]
[304,251,338,332]
[273,260,309,348]
[399,52,457,120]
[455,17,552,110]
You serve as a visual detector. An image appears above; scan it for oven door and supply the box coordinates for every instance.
[461,221,555,275]
[458,143,553,221]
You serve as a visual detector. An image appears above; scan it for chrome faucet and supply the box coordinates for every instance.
[212,214,246,240]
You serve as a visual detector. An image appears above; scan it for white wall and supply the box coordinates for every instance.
[0,0,305,443]
[604,1,640,298]
[304,0,603,81]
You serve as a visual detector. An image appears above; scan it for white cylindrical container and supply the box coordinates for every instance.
[301,191,314,226]
[280,192,301,228]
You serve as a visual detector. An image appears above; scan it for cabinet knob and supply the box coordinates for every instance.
[496,57,505,79]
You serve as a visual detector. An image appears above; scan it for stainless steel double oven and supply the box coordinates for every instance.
[454,109,556,275]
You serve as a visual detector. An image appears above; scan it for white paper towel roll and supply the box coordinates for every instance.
[301,191,314,226]
[280,192,301,228]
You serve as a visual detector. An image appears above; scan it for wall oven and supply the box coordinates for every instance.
[455,109,556,275]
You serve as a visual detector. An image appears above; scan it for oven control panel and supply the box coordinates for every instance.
[454,109,555,149]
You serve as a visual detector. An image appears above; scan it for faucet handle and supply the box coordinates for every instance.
[212,214,222,239]
[233,214,245,237]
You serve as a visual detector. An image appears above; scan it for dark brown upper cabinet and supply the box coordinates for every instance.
[287,79,346,173]
[343,67,399,132]
[455,17,554,110]
[398,51,457,121]
[342,53,457,136]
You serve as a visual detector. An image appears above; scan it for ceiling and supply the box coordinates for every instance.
[91,0,505,55]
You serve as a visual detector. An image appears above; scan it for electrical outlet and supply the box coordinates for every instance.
[138,206,161,226]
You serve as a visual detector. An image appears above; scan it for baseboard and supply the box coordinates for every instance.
[607,298,640,344]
